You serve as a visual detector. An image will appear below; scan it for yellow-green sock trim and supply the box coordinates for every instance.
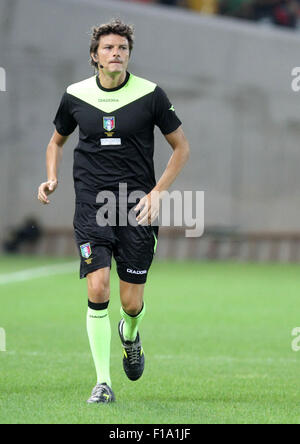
[120,303,146,342]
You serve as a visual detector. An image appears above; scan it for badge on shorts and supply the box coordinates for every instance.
[80,243,92,259]
[103,116,115,132]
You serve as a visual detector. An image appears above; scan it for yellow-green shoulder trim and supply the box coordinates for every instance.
[66,74,157,113]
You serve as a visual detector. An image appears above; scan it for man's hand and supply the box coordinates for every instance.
[134,191,160,226]
[38,180,58,205]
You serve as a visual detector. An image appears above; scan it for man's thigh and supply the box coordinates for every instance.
[113,225,158,284]
[73,202,115,279]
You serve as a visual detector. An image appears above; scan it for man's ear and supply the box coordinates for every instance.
[91,52,98,63]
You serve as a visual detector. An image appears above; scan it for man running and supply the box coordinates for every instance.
[38,19,190,404]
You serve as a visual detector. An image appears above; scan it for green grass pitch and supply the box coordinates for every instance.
[0,255,300,424]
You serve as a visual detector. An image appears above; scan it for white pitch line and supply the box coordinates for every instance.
[0,261,78,285]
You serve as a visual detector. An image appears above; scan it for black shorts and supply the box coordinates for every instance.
[73,202,159,284]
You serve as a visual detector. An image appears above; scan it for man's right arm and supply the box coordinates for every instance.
[38,129,68,205]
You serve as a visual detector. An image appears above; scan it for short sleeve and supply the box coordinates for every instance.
[152,86,182,135]
[53,92,77,136]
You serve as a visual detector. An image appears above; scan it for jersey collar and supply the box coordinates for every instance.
[96,71,130,92]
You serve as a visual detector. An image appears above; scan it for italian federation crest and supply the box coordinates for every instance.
[80,243,92,259]
[103,116,116,132]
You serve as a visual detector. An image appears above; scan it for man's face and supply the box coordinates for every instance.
[94,34,130,74]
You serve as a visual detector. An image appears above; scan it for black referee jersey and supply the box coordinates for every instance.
[53,71,182,203]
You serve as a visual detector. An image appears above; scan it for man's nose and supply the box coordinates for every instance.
[113,47,121,58]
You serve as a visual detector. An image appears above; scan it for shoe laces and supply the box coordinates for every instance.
[90,384,108,401]
[124,342,141,365]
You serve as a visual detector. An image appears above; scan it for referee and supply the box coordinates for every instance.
[38,19,190,404]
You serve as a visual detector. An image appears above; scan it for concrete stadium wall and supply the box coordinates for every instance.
[1,0,300,247]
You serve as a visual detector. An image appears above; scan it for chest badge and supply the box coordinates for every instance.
[103,116,115,137]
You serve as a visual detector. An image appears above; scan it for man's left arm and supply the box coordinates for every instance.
[135,125,190,225]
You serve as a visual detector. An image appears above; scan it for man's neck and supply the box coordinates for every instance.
[98,71,127,90]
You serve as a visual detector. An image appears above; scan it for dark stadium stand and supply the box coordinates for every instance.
[16,228,300,263]
[126,0,300,29]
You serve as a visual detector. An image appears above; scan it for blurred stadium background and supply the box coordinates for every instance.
[1,0,300,261]
[1,0,300,425]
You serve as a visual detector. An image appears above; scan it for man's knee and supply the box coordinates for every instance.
[121,300,143,316]
[120,281,144,315]
[87,269,110,303]
[89,283,110,303]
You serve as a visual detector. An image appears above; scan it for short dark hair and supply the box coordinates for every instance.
[90,19,135,69]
